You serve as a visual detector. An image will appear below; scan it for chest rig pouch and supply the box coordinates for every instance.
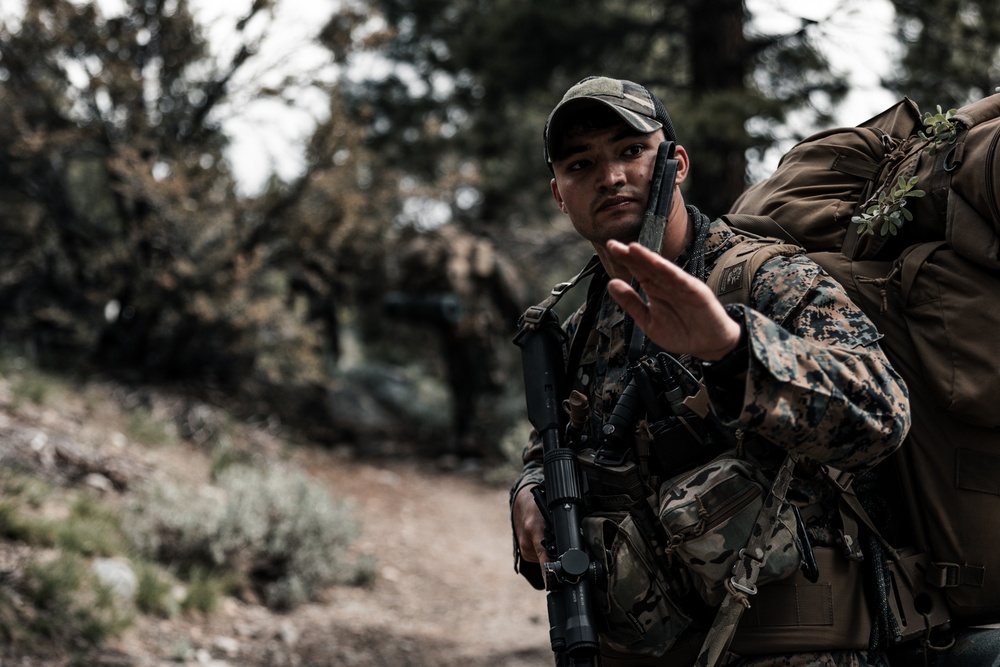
[571,349,803,659]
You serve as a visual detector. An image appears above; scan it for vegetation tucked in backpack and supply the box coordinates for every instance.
[919,106,961,153]
[852,175,925,237]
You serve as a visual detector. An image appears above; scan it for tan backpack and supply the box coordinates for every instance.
[725,92,1000,626]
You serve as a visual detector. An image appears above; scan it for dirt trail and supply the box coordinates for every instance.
[295,451,552,666]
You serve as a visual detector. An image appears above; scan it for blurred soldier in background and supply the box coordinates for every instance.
[385,224,526,458]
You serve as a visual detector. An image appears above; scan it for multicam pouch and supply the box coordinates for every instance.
[657,455,802,606]
[582,512,693,658]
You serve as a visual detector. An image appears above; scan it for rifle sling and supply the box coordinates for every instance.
[519,254,604,330]
[695,451,799,667]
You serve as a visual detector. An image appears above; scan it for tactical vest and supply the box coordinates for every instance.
[523,235,891,665]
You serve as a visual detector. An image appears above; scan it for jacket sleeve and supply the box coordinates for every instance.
[705,253,910,471]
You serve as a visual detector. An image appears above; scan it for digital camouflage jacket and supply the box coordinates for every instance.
[511,214,911,666]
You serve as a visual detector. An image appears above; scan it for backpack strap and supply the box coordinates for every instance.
[706,235,805,306]
[720,213,802,245]
[694,234,806,666]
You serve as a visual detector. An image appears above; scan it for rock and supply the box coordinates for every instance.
[212,635,240,658]
[85,472,113,492]
[278,620,299,646]
[91,557,137,600]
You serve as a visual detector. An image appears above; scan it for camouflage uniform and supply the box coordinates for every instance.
[511,212,910,666]
[392,224,526,456]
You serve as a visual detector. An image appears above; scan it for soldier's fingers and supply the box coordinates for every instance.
[535,544,550,568]
[606,240,673,279]
[513,486,547,563]
[607,241,695,299]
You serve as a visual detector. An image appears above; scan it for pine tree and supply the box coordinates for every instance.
[885,0,1000,109]
[349,0,848,227]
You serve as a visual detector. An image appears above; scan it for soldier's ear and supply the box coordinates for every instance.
[550,178,568,214]
[673,145,690,185]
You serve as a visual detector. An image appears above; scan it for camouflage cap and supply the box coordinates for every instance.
[543,76,677,165]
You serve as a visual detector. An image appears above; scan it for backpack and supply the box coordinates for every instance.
[725,92,1000,625]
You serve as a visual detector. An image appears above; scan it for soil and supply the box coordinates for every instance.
[0,376,553,667]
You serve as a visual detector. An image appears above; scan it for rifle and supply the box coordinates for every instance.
[628,140,677,358]
[382,291,466,327]
[514,308,601,667]
[513,141,680,667]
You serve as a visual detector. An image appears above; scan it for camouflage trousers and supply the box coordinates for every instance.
[730,650,875,666]
[933,626,1000,667]
[729,627,1000,666]
[599,639,877,666]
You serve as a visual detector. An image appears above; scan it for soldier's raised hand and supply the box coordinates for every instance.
[605,240,741,362]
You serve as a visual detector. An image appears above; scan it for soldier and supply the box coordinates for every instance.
[388,224,525,457]
[510,77,911,665]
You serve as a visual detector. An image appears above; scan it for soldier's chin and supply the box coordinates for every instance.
[613,227,642,246]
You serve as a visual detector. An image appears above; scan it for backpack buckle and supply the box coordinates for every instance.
[823,465,855,492]
[728,577,758,597]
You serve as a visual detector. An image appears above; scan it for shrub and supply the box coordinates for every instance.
[214,464,363,608]
[122,480,228,568]
[134,562,178,617]
[1,553,134,654]
[5,362,54,406]
[179,566,225,614]
[0,468,50,508]
[125,407,178,447]
[0,500,59,547]
[123,463,369,610]
[56,496,125,556]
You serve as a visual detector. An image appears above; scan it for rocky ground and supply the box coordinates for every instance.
[0,371,553,667]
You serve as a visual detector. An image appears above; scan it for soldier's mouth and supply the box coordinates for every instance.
[596,196,634,213]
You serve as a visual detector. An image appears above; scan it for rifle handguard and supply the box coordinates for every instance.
[514,309,602,666]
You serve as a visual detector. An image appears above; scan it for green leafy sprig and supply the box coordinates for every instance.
[852,175,926,237]
[919,105,960,155]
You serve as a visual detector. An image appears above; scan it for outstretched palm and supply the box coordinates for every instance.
[605,240,741,361]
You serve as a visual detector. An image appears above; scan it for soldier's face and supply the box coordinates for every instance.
[550,122,666,248]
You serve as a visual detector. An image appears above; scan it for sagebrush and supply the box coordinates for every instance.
[124,463,371,609]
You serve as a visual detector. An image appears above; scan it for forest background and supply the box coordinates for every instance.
[0,0,998,663]
[0,0,995,460]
